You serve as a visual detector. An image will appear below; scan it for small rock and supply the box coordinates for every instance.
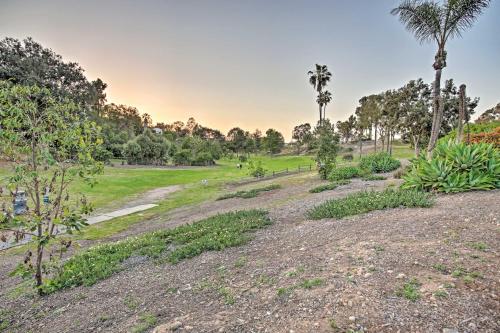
[442,329,458,333]
[349,316,356,322]
[396,273,406,279]
[364,273,372,278]
[153,321,183,333]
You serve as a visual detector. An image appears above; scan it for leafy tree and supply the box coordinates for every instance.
[262,129,285,155]
[0,82,103,293]
[398,79,433,155]
[314,120,340,179]
[308,64,332,125]
[0,37,106,114]
[292,123,312,154]
[336,115,356,143]
[123,129,171,165]
[227,127,247,155]
[476,103,500,123]
[392,0,491,155]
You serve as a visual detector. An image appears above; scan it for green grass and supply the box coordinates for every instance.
[396,278,421,301]
[309,180,351,193]
[299,278,324,289]
[42,210,271,293]
[307,188,434,220]
[216,184,281,200]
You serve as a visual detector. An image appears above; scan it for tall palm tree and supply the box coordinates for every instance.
[308,64,332,125]
[317,90,333,122]
[391,0,490,155]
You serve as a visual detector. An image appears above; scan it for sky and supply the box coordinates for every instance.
[1,0,499,140]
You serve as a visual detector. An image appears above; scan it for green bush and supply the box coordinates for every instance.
[217,184,281,200]
[440,120,500,142]
[307,188,433,219]
[248,160,266,178]
[402,141,500,193]
[309,180,351,193]
[359,152,401,173]
[328,166,360,181]
[43,210,271,293]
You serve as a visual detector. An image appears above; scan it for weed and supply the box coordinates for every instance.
[234,256,247,268]
[299,278,324,289]
[286,266,305,277]
[218,287,235,305]
[434,290,448,298]
[468,242,488,251]
[307,189,433,219]
[451,267,465,278]
[374,245,385,253]
[131,313,157,333]
[328,318,338,329]
[432,263,448,274]
[396,278,421,302]
[124,295,140,310]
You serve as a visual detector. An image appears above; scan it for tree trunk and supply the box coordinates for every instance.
[374,124,378,152]
[35,242,44,294]
[359,136,363,158]
[413,135,420,156]
[319,104,323,126]
[427,50,445,156]
[457,84,466,143]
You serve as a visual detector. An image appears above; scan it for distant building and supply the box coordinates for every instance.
[152,127,163,135]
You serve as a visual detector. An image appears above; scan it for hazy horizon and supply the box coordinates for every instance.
[1,0,499,140]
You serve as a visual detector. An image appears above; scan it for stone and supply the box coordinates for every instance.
[153,321,183,333]
[442,329,458,333]
[349,316,356,322]
[396,273,406,279]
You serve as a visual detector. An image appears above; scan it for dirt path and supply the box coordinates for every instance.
[0,174,499,333]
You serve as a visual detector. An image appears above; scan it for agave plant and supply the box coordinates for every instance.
[402,141,499,193]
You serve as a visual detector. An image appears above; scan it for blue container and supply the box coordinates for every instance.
[14,191,27,215]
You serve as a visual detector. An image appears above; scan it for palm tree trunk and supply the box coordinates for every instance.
[457,84,466,143]
[319,104,322,126]
[374,123,378,152]
[427,66,443,156]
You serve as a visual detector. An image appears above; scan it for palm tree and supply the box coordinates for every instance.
[308,64,332,125]
[391,0,490,156]
[317,90,333,122]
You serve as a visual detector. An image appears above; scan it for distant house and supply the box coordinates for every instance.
[152,127,163,135]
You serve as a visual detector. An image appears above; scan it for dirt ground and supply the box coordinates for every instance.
[0,172,498,333]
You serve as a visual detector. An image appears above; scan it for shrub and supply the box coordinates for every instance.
[342,154,354,161]
[248,160,266,178]
[441,120,500,142]
[191,151,215,166]
[359,152,401,173]
[402,141,500,193]
[239,155,248,162]
[469,127,500,148]
[217,184,281,200]
[309,180,351,193]
[43,210,271,293]
[172,149,192,165]
[307,188,433,219]
[394,166,411,179]
[328,166,360,181]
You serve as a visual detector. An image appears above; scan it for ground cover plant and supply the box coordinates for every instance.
[361,174,387,181]
[39,210,271,293]
[359,152,401,173]
[307,188,433,220]
[402,141,500,193]
[309,180,350,193]
[216,184,281,200]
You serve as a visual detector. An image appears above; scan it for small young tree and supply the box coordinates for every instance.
[0,82,103,294]
[314,120,340,179]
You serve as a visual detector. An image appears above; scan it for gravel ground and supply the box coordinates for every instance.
[0,173,498,333]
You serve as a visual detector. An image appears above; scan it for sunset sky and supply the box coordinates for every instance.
[1,0,499,140]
